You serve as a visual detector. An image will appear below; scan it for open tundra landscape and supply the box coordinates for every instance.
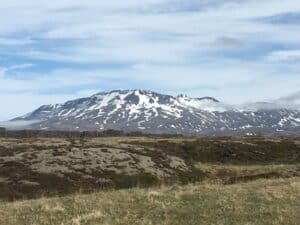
[0,135,299,224]
[0,89,299,225]
[1,0,300,224]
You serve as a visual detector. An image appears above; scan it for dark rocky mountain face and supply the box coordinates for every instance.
[13,89,300,136]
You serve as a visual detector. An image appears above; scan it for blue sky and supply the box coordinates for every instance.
[0,0,300,120]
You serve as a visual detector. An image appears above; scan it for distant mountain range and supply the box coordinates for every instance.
[11,89,300,136]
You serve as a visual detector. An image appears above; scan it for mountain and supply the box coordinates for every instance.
[12,89,300,136]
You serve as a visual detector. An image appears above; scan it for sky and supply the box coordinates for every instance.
[0,0,300,120]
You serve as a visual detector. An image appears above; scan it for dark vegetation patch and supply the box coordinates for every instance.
[0,162,161,201]
[127,137,300,165]
[0,129,182,139]
[224,172,286,185]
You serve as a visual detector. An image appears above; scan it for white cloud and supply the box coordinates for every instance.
[266,50,300,61]
[2,0,298,65]
[0,0,300,119]
[0,120,41,130]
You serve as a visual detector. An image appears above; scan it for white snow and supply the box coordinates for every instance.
[177,95,231,112]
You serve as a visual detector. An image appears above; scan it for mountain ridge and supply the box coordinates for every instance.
[11,89,300,136]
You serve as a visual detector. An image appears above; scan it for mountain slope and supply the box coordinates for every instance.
[13,89,300,136]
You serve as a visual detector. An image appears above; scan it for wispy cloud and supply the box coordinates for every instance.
[256,12,300,24]
[277,91,300,103]
[0,38,33,46]
[273,91,300,109]
[0,64,33,76]
[266,50,300,62]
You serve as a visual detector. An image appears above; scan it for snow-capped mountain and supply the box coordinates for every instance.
[12,89,300,136]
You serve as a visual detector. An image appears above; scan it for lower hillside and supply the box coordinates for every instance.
[0,177,299,225]
[0,136,299,200]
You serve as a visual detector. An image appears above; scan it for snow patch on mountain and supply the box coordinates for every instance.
[11,89,300,136]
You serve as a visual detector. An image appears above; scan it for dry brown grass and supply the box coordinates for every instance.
[0,177,299,225]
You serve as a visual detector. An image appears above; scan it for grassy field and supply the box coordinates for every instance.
[0,136,299,224]
[0,177,299,225]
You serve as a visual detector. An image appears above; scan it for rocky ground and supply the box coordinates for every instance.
[0,136,299,200]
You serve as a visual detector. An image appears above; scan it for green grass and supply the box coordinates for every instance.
[0,178,299,225]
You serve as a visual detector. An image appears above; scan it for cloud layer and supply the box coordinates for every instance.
[0,0,300,120]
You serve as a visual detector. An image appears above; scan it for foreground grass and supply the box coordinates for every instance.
[0,178,299,225]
